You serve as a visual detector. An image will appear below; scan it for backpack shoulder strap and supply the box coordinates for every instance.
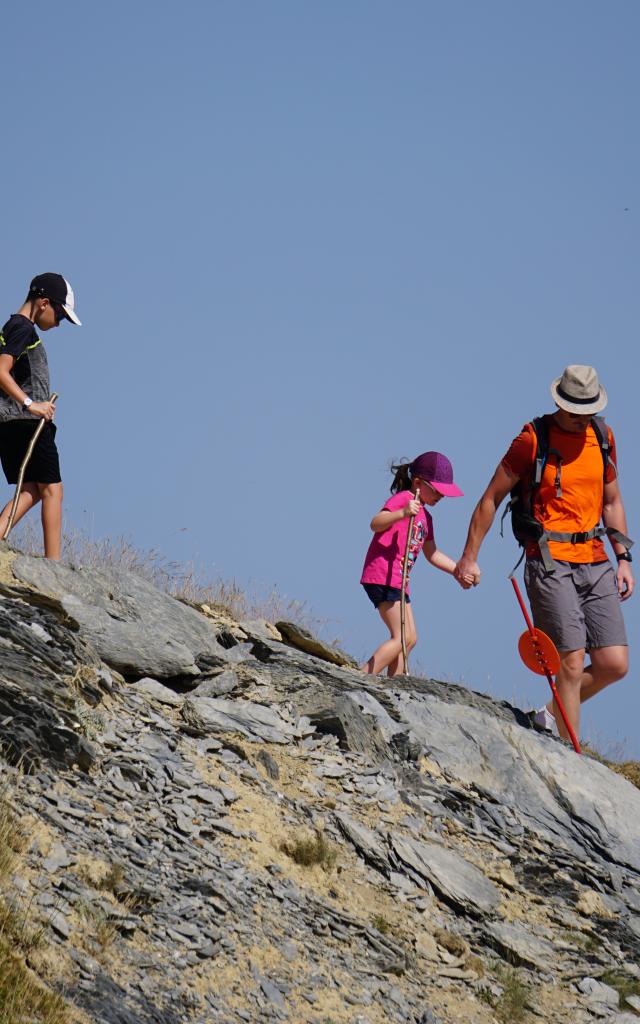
[590,415,614,478]
[530,416,549,486]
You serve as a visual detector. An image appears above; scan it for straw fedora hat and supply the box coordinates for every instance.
[550,365,607,415]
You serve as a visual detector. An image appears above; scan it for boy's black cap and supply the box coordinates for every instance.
[28,273,81,325]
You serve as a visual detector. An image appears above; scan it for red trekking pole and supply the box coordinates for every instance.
[510,577,581,754]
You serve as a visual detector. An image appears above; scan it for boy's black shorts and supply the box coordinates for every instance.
[0,420,61,485]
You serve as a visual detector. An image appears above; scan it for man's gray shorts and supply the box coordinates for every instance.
[523,559,627,652]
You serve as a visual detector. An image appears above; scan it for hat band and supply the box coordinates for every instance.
[557,385,600,406]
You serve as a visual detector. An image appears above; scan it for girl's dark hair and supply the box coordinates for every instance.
[389,459,413,494]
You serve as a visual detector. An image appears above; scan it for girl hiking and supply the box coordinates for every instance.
[360,451,470,677]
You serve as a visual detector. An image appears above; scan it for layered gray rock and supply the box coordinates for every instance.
[12,555,227,679]
[276,619,357,667]
[390,835,501,916]
[181,695,304,743]
[483,919,558,970]
[334,812,390,874]
[1,551,640,1024]
[387,686,640,873]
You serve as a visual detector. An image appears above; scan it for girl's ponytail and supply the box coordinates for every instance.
[389,460,413,494]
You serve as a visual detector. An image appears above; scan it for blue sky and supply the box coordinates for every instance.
[2,1,638,755]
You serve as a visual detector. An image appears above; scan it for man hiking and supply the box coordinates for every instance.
[455,365,633,743]
[0,273,81,560]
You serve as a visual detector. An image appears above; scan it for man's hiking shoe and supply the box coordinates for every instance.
[531,705,559,737]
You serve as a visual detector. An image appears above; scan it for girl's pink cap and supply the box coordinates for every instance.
[410,451,464,497]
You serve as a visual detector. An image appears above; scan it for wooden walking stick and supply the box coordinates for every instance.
[2,394,58,541]
[400,482,420,675]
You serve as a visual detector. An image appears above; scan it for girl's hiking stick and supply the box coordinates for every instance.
[401,484,420,675]
[510,576,581,754]
[2,394,58,541]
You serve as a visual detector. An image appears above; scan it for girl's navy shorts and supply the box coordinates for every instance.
[0,420,61,485]
[362,583,410,608]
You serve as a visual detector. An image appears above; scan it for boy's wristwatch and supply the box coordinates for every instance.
[616,551,633,563]
[21,397,33,412]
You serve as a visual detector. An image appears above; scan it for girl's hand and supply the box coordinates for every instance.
[28,401,56,422]
[457,573,474,590]
[455,556,481,587]
[403,498,421,518]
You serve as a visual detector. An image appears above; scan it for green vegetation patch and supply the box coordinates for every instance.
[478,964,530,1024]
[599,969,640,1009]
[371,914,391,935]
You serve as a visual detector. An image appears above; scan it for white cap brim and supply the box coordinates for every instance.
[63,305,82,326]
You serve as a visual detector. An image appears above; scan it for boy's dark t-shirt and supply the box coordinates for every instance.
[0,314,51,421]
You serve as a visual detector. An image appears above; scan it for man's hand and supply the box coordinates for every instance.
[28,401,56,422]
[616,560,634,601]
[455,555,481,587]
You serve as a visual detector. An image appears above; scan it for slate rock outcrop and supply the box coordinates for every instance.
[0,546,639,1024]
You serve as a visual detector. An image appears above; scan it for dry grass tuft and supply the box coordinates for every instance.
[0,796,26,880]
[12,520,325,631]
[280,830,337,871]
[96,862,126,894]
[610,760,640,789]
[0,790,72,1023]
[478,964,529,1023]
[0,899,45,954]
[0,950,70,1024]
[371,914,391,935]
[582,744,640,792]
[434,927,469,959]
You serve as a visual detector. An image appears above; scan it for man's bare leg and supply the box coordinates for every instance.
[550,649,585,741]
[578,646,628,701]
[546,645,628,737]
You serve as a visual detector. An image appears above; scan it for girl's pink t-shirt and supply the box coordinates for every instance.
[360,491,434,593]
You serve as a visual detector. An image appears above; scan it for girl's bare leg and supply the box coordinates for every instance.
[38,482,63,560]
[387,603,417,677]
[0,483,41,539]
[361,601,417,676]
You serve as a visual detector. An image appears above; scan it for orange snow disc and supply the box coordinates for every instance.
[518,629,561,677]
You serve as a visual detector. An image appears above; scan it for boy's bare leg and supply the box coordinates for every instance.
[0,482,41,539]
[38,482,63,560]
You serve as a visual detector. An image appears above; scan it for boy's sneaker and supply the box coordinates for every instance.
[531,705,559,737]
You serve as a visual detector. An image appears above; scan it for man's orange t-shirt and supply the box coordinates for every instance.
[502,416,617,563]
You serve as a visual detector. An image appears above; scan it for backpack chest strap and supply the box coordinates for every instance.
[536,526,633,573]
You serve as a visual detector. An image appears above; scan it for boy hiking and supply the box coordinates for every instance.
[0,274,81,560]
[455,366,633,743]
[361,451,471,677]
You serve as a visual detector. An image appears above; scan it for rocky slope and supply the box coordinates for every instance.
[0,546,639,1024]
